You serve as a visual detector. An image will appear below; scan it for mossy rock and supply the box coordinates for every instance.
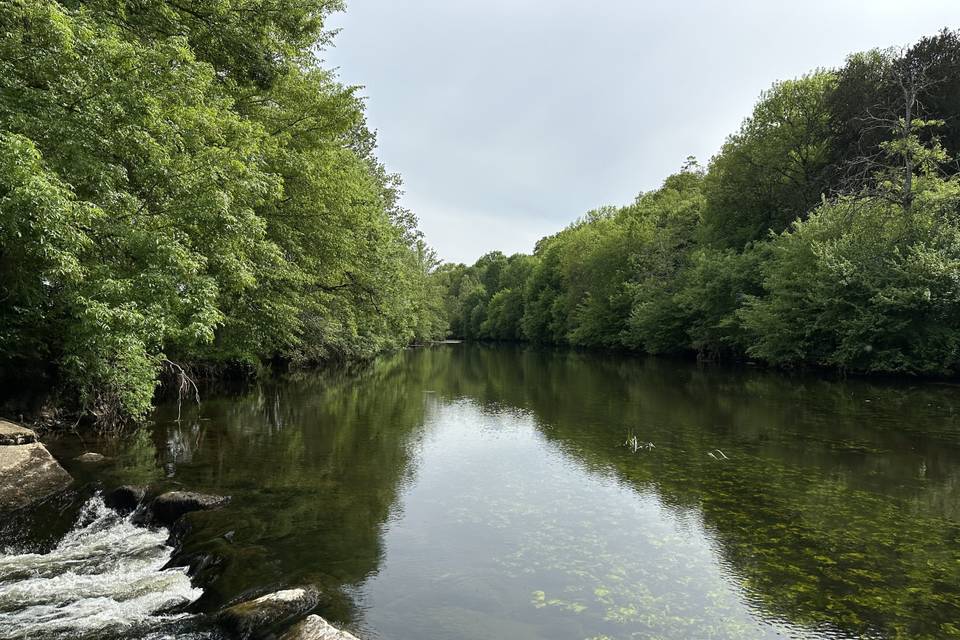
[218,586,324,639]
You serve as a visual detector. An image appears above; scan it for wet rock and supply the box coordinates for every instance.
[0,420,37,445]
[0,441,72,512]
[75,452,107,463]
[165,522,272,598]
[165,513,195,548]
[140,491,231,527]
[173,549,224,581]
[280,615,361,640]
[218,586,323,639]
[104,484,147,513]
[0,485,93,551]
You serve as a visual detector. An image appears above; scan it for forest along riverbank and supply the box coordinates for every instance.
[0,419,362,640]
[5,344,960,640]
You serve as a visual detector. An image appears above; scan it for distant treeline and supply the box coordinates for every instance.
[438,30,960,375]
[0,1,447,422]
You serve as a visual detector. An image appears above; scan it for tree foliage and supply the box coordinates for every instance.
[700,73,837,249]
[438,30,960,377]
[0,0,446,421]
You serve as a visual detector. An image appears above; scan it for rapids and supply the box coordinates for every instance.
[0,496,212,640]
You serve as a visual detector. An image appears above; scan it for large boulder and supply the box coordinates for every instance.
[0,430,72,512]
[218,587,324,639]
[280,615,361,640]
[0,420,38,445]
[138,490,231,527]
[104,484,147,514]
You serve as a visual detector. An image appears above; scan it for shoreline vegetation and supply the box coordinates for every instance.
[437,31,960,384]
[2,3,960,428]
[0,0,448,426]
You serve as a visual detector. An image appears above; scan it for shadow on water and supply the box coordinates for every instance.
[31,344,960,639]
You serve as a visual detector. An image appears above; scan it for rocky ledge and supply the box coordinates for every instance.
[103,484,148,513]
[101,485,231,527]
[0,420,72,511]
[218,586,325,639]
[96,483,358,639]
[216,587,360,640]
[138,490,232,528]
[0,420,38,445]
[280,615,361,640]
[0,424,362,640]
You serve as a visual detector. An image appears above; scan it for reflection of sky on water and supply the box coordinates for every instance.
[358,399,840,640]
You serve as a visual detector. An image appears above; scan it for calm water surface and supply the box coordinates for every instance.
[9,344,960,639]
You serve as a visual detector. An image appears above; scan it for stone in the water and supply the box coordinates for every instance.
[0,420,38,445]
[76,452,107,463]
[280,615,361,640]
[218,587,324,639]
[0,441,72,511]
[104,484,147,513]
[142,490,231,527]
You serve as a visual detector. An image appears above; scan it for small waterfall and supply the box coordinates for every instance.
[0,496,213,640]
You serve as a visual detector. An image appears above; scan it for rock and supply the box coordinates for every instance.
[0,420,37,445]
[218,586,324,640]
[142,491,231,527]
[0,442,72,512]
[104,485,147,513]
[165,513,196,548]
[75,452,107,463]
[172,549,224,580]
[165,524,271,592]
[280,615,361,640]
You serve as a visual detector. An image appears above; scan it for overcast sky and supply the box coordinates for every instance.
[324,1,957,264]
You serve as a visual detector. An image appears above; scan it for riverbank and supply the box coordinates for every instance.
[0,343,458,435]
[11,338,960,441]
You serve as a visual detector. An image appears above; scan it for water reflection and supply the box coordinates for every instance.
[48,345,960,639]
[359,399,808,639]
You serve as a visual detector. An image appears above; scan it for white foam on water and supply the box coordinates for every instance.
[0,496,207,640]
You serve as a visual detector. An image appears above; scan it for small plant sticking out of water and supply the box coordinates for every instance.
[623,434,655,453]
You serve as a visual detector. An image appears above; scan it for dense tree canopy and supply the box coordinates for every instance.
[5,10,960,425]
[438,31,960,377]
[701,73,837,249]
[0,0,445,421]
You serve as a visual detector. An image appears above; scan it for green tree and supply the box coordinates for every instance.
[480,254,537,340]
[622,170,706,352]
[701,73,838,249]
[0,0,443,421]
[741,121,960,374]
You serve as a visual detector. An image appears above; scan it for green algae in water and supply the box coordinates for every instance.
[40,344,960,640]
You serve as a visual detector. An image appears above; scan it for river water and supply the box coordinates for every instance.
[3,344,960,639]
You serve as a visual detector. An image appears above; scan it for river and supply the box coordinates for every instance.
[2,344,960,639]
